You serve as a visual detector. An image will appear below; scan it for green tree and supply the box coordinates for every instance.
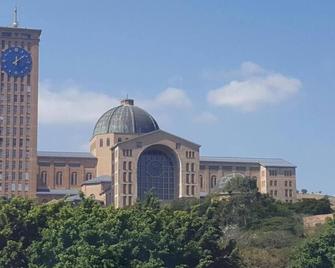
[292,220,335,267]
[290,198,332,215]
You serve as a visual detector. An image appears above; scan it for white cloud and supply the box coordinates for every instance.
[39,83,192,125]
[152,87,192,108]
[39,82,119,124]
[207,62,302,111]
[193,112,219,124]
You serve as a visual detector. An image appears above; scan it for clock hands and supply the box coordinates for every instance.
[12,55,25,66]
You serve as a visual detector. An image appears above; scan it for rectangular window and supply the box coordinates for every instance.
[123,172,127,182]
[186,174,189,184]
[128,172,132,182]
[269,170,278,176]
[270,180,273,186]
[128,184,132,194]
[191,186,195,195]
[123,184,127,194]
[123,196,127,207]
[186,185,190,196]
[123,161,127,170]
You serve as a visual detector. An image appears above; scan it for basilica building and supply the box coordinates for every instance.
[37,98,297,207]
[0,18,297,207]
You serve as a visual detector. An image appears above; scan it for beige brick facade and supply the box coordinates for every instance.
[0,26,41,198]
[0,24,297,207]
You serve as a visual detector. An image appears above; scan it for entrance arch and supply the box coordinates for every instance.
[137,145,179,201]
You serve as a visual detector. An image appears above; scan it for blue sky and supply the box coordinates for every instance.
[1,1,334,194]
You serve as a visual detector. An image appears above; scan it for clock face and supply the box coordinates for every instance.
[1,47,32,77]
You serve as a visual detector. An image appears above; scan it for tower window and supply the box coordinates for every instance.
[85,173,92,180]
[55,172,63,185]
[40,171,47,185]
[71,172,77,185]
[210,175,217,188]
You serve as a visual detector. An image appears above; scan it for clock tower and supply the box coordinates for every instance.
[0,9,41,198]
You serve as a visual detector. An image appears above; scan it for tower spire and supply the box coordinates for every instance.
[12,6,19,28]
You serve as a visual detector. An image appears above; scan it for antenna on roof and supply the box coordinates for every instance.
[12,6,19,28]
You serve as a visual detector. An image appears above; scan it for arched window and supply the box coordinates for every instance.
[71,172,77,185]
[199,175,203,189]
[186,163,189,172]
[210,175,217,188]
[40,171,47,185]
[85,172,92,181]
[55,172,63,185]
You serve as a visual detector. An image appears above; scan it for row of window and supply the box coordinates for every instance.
[123,149,132,157]
[0,160,30,170]
[0,171,30,180]
[0,127,30,136]
[0,115,31,126]
[122,196,132,207]
[269,189,293,198]
[123,183,132,194]
[185,162,195,172]
[269,180,293,187]
[0,104,31,115]
[186,151,195,159]
[122,161,132,171]
[186,173,196,184]
[269,169,294,177]
[0,149,30,158]
[122,172,132,183]
[0,138,30,147]
[0,183,29,192]
[0,79,31,89]
[0,94,30,103]
[186,185,195,196]
[1,39,32,51]
[198,175,217,189]
[39,171,93,186]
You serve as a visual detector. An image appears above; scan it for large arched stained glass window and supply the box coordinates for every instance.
[137,145,179,201]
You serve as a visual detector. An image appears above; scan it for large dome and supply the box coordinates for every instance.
[92,99,159,137]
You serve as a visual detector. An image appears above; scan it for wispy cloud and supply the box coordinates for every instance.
[39,83,192,125]
[38,82,119,124]
[193,111,219,124]
[207,62,302,111]
[144,87,192,109]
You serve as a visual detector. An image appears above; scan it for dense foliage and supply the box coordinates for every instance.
[292,219,335,267]
[290,198,332,215]
[0,195,241,268]
[0,177,332,267]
